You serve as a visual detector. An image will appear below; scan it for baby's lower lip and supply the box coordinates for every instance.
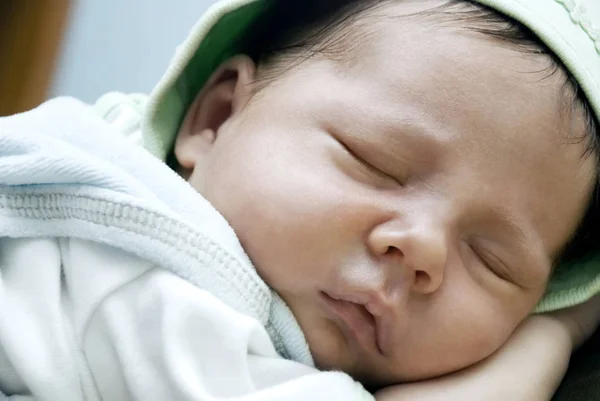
[320,292,382,357]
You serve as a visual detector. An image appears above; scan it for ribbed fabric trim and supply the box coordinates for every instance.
[266,294,314,367]
[0,192,271,325]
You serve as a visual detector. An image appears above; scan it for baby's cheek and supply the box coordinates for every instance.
[305,319,350,371]
[463,324,513,362]
[394,298,520,381]
[436,289,540,373]
[433,278,529,370]
[442,314,517,373]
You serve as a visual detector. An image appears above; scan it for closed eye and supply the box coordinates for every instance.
[470,244,513,283]
[336,139,403,187]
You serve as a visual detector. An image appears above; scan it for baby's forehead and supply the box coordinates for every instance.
[290,0,556,78]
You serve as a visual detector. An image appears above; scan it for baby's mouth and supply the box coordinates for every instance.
[320,291,390,357]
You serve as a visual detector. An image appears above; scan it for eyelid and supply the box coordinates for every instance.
[336,138,403,186]
[470,244,513,283]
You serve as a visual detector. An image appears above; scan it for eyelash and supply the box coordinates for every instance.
[337,140,402,186]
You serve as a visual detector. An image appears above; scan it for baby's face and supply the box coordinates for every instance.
[177,2,596,387]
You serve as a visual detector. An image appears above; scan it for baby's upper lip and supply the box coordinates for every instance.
[322,290,395,357]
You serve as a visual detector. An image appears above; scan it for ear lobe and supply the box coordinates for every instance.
[174,55,257,170]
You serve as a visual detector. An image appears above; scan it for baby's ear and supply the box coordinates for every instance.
[174,55,256,170]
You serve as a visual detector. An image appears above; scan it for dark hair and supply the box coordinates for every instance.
[239,0,600,268]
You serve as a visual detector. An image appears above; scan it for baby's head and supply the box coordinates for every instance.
[157,0,600,388]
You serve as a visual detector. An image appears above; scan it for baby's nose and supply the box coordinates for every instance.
[366,220,448,296]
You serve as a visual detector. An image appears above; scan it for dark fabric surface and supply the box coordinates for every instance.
[553,329,600,400]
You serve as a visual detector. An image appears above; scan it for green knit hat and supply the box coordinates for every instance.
[141,0,600,313]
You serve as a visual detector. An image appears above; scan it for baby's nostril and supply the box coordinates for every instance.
[414,270,431,287]
[385,246,400,256]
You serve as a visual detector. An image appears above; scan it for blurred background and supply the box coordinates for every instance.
[0,0,216,116]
